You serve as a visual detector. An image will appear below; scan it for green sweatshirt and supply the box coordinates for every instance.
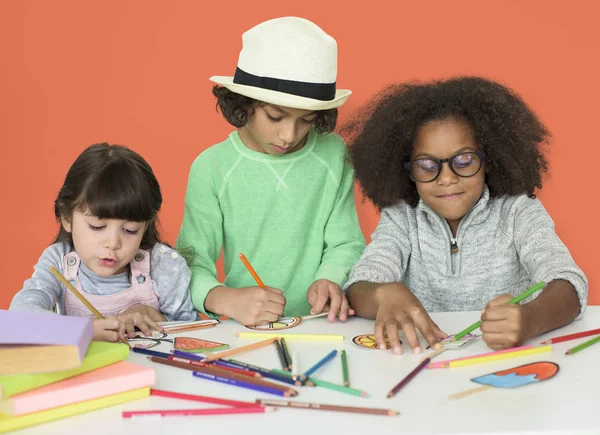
[176,129,365,317]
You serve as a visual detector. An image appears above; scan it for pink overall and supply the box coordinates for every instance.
[63,250,160,318]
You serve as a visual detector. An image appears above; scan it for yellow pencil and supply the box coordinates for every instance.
[49,266,131,349]
[446,345,552,368]
[204,337,278,362]
[235,332,344,341]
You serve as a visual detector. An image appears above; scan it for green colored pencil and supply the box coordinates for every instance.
[341,350,350,387]
[270,368,368,397]
[565,335,600,355]
[454,281,545,341]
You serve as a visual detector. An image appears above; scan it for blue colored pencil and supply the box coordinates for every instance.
[224,359,299,386]
[300,350,338,381]
[132,347,172,359]
[192,371,290,396]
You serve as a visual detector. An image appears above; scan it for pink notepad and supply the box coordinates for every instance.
[0,361,155,416]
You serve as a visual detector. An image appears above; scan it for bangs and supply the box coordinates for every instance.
[76,160,160,222]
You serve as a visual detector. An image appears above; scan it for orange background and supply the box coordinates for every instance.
[1,1,598,309]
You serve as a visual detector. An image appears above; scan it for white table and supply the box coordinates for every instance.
[14,307,600,435]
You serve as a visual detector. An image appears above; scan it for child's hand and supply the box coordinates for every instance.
[306,279,354,321]
[481,294,535,349]
[92,317,121,342]
[374,283,447,354]
[115,304,166,338]
[224,286,287,326]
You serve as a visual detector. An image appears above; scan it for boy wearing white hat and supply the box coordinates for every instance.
[177,17,365,326]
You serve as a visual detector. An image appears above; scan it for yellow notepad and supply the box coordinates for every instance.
[0,387,149,433]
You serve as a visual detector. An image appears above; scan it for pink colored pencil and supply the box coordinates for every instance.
[122,407,272,418]
[540,328,600,345]
[150,389,260,408]
[426,345,533,369]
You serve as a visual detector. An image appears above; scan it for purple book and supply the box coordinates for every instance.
[0,310,94,375]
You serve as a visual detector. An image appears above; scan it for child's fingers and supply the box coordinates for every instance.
[265,286,283,295]
[484,294,513,310]
[101,329,119,342]
[337,296,350,321]
[124,320,137,338]
[145,308,167,323]
[135,315,156,336]
[385,323,403,354]
[264,300,285,317]
[482,332,509,350]
[327,290,342,322]
[414,317,442,350]
[399,320,422,354]
[373,318,389,351]
[266,289,286,306]
[431,321,448,339]
[481,304,514,321]
[310,288,329,315]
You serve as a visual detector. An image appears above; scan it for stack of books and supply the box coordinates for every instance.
[0,310,154,433]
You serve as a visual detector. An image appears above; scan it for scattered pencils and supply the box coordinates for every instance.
[431,345,551,368]
[274,339,289,371]
[271,368,369,397]
[387,358,430,398]
[235,332,344,341]
[280,338,292,370]
[204,337,277,362]
[426,345,533,369]
[300,349,337,381]
[541,328,600,345]
[239,253,265,288]
[340,350,350,387]
[256,399,398,417]
[49,266,131,349]
[454,281,545,340]
[565,335,600,355]
[150,389,260,408]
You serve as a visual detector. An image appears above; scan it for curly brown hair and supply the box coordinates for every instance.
[342,76,550,209]
[212,86,338,134]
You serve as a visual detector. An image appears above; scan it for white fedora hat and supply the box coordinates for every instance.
[210,17,351,111]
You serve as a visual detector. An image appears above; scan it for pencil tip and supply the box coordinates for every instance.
[386,392,394,398]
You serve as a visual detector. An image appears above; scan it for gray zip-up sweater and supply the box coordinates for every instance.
[344,185,588,314]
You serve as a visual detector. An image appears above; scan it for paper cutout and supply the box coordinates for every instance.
[129,331,173,349]
[427,333,480,350]
[174,337,230,353]
[472,361,559,388]
[352,334,399,350]
[246,316,302,331]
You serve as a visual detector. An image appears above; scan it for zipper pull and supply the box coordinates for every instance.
[450,237,459,254]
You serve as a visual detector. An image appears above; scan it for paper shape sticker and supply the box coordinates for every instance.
[129,331,173,349]
[246,316,302,331]
[472,361,559,388]
[428,334,480,350]
[174,337,230,353]
[352,334,399,350]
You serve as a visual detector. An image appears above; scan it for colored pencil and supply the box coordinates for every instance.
[192,371,291,397]
[150,389,260,408]
[161,324,216,334]
[301,349,337,381]
[132,347,172,359]
[300,312,329,320]
[565,335,600,355]
[541,328,600,345]
[123,407,273,418]
[440,345,552,368]
[270,368,369,397]
[341,350,350,387]
[256,399,398,416]
[280,338,292,370]
[168,356,261,378]
[426,345,533,369]
[387,358,430,398]
[49,266,131,349]
[149,357,297,395]
[239,253,265,288]
[274,339,289,371]
[291,351,299,381]
[224,359,299,386]
[235,332,344,341]
[454,281,545,340]
[172,350,259,375]
[203,337,277,362]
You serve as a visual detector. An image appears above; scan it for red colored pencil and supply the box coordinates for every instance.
[150,389,260,408]
[122,407,273,418]
[540,328,600,345]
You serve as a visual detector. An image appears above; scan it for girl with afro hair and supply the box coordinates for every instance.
[343,77,588,353]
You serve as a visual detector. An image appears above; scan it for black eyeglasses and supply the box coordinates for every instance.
[404,152,486,183]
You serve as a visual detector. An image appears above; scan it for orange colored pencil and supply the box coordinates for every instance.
[239,253,265,288]
[49,266,131,349]
[204,337,278,362]
[162,323,215,334]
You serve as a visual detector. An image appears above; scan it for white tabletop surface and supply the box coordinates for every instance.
[12,307,600,435]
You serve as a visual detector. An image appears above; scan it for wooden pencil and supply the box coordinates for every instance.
[256,399,398,416]
[341,349,350,387]
[541,328,600,345]
[235,332,344,341]
[387,357,430,398]
[270,368,368,397]
[203,337,278,362]
[280,337,292,370]
[565,335,600,355]
[149,357,298,395]
[49,266,131,349]
[150,388,260,408]
[123,407,272,418]
[239,253,265,288]
[274,339,289,371]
